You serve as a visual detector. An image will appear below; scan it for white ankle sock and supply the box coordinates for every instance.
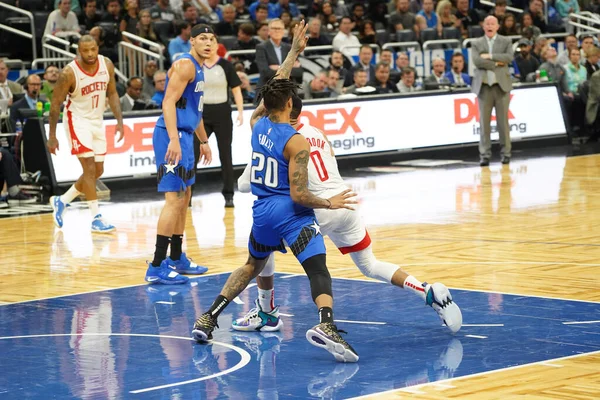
[403,275,426,301]
[258,288,274,311]
[60,185,81,204]
[88,200,100,217]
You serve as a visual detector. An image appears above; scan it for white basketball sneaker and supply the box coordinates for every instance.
[424,282,463,333]
[231,299,283,332]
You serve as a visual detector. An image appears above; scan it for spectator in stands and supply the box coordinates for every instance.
[343,69,369,94]
[232,0,251,20]
[351,3,366,25]
[256,19,302,88]
[151,71,167,106]
[499,13,518,36]
[142,60,158,101]
[359,20,378,45]
[380,49,393,65]
[531,36,548,63]
[168,21,191,62]
[237,71,255,103]
[558,34,579,66]
[250,0,274,21]
[41,65,60,102]
[280,11,293,34]
[54,0,81,13]
[555,0,580,19]
[183,4,206,25]
[580,35,597,64]
[520,13,542,38]
[418,0,440,32]
[393,51,419,83]
[0,61,22,107]
[397,67,420,92]
[515,38,540,82]
[273,0,300,18]
[255,5,270,27]
[0,148,36,208]
[490,0,508,22]
[120,0,140,37]
[445,52,471,86]
[307,18,331,46]
[333,17,361,57]
[329,50,350,86]
[256,22,269,42]
[232,23,260,73]
[368,62,399,94]
[150,0,176,22]
[528,0,547,33]
[120,77,146,112]
[89,26,118,62]
[349,45,375,83]
[326,69,342,96]
[455,0,481,39]
[203,0,224,23]
[101,0,122,24]
[137,10,161,47]
[437,0,460,29]
[45,0,81,39]
[566,48,588,93]
[10,74,42,127]
[79,0,101,32]
[302,71,329,99]
[215,5,237,36]
[585,47,600,78]
[424,57,451,89]
[586,70,600,140]
[319,2,340,33]
[389,0,417,34]
[539,47,570,95]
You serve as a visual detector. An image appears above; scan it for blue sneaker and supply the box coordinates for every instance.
[166,252,208,274]
[91,214,116,233]
[49,196,66,228]
[145,260,189,285]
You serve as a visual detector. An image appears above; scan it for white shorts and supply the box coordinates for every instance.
[64,113,106,161]
[315,207,371,254]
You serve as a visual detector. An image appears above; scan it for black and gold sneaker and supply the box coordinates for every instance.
[306,322,359,363]
[192,313,219,342]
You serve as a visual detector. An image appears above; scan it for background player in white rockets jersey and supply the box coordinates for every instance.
[47,35,124,233]
[235,98,462,334]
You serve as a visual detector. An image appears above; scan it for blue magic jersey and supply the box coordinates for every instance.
[156,53,205,133]
[250,117,300,198]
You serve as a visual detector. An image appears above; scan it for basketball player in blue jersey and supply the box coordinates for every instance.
[192,22,360,363]
[145,25,214,285]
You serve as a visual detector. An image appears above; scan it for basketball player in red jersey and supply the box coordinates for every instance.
[47,35,124,233]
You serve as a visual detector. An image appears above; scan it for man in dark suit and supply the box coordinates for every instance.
[255,18,302,89]
[120,77,148,112]
[10,74,42,128]
[471,16,514,166]
[445,52,472,86]
[344,45,376,87]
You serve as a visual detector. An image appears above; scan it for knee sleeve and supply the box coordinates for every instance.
[349,246,399,284]
[301,254,332,301]
[259,253,275,277]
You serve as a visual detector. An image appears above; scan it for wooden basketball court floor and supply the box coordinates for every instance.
[1,152,600,399]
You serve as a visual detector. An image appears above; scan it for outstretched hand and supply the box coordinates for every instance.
[327,189,358,210]
[291,20,309,55]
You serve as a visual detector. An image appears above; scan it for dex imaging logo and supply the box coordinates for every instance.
[299,107,375,150]
[453,96,527,135]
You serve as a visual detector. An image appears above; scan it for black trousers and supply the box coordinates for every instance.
[194,103,234,198]
[0,147,21,190]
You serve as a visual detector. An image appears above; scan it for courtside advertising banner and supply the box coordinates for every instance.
[46,85,566,183]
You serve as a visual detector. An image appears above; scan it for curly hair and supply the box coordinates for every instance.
[259,76,300,113]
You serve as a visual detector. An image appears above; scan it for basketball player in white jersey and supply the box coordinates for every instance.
[234,96,463,334]
[47,35,124,233]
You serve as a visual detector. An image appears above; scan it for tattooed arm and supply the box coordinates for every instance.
[284,135,357,210]
[250,101,267,130]
[275,20,308,80]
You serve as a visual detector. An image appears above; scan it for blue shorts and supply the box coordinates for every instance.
[153,126,195,192]
[248,197,326,264]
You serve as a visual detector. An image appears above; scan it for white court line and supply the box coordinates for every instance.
[539,363,564,368]
[563,320,600,325]
[0,271,231,307]
[465,334,488,339]
[155,301,175,305]
[462,324,504,327]
[334,319,386,325]
[279,313,294,317]
[279,274,302,279]
[347,349,600,400]
[0,332,251,394]
[233,283,257,304]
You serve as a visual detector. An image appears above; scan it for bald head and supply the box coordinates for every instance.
[483,16,499,38]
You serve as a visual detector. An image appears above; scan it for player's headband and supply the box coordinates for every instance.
[191,24,215,38]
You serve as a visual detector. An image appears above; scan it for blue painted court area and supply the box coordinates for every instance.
[1,274,599,399]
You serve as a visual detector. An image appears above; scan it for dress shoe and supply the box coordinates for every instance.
[225,198,234,208]
[479,158,490,167]
[501,156,510,165]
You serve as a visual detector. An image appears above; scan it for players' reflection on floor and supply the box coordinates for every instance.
[307,363,360,399]
[403,338,464,388]
[232,332,283,399]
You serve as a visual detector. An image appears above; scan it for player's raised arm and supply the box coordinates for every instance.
[285,135,357,210]
[162,59,195,165]
[105,57,124,142]
[275,20,308,81]
[47,67,75,154]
